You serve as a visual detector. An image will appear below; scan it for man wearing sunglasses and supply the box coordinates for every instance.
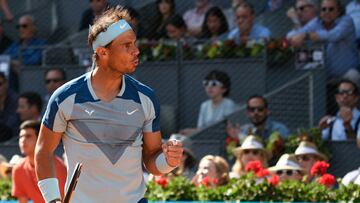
[43,68,66,109]
[288,0,359,80]
[286,0,317,38]
[320,79,360,145]
[227,95,289,140]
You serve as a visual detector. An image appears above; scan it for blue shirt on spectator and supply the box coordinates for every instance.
[346,0,360,40]
[227,23,271,44]
[4,38,47,65]
[293,15,359,78]
[240,119,290,140]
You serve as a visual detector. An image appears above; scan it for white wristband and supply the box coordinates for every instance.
[38,178,61,203]
[155,153,176,174]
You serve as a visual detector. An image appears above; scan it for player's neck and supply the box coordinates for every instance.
[91,68,123,102]
[27,154,35,167]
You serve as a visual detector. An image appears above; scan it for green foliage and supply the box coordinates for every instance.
[0,179,15,200]
[145,175,360,202]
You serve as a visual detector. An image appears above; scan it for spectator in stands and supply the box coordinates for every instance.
[265,0,284,12]
[0,72,19,142]
[147,0,180,40]
[346,0,360,47]
[0,19,12,54]
[5,15,46,65]
[12,120,67,203]
[192,155,229,188]
[227,2,271,44]
[227,95,290,140]
[294,141,328,182]
[230,135,269,178]
[199,6,229,42]
[79,0,109,31]
[286,0,318,37]
[319,79,360,144]
[183,0,213,37]
[43,68,66,107]
[268,154,305,182]
[165,15,188,40]
[125,6,144,39]
[288,0,360,80]
[0,0,13,22]
[17,92,42,122]
[342,167,360,186]
[224,0,246,31]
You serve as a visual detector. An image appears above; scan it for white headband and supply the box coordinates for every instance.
[91,19,132,51]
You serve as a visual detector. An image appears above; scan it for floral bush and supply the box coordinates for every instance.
[0,178,15,200]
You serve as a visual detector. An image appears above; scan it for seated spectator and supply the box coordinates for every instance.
[346,0,360,47]
[192,155,229,188]
[0,72,19,142]
[12,120,67,203]
[266,0,284,12]
[147,0,179,40]
[4,15,47,65]
[227,95,290,140]
[224,0,246,31]
[319,79,360,143]
[17,92,42,122]
[0,19,12,54]
[43,68,66,108]
[183,0,213,37]
[294,141,328,182]
[286,0,318,37]
[342,167,360,185]
[124,6,144,39]
[268,153,305,182]
[168,134,197,180]
[79,0,109,31]
[288,0,360,80]
[230,135,269,178]
[199,6,229,42]
[227,2,271,45]
[165,15,188,40]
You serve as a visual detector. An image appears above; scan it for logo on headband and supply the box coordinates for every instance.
[120,22,126,29]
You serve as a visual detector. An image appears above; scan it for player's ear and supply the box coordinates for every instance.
[95,47,109,58]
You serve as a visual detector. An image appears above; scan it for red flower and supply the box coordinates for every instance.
[200,176,218,187]
[225,136,239,145]
[245,160,263,173]
[256,169,270,178]
[155,176,167,188]
[310,161,330,176]
[318,173,336,187]
[268,175,279,186]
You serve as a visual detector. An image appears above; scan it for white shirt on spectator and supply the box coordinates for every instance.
[183,4,212,36]
[346,0,360,39]
[322,108,360,141]
[197,98,236,128]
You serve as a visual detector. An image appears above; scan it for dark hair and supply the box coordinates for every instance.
[124,6,139,19]
[204,70,231,97]
[201,6,229,38]
[0,72,7,81]
[19,92,43,113]
[235,1,255,15]
[320,0,344,16]
[337,79,359,95]
[165,14,187,29]
[156,0,176,15]
[246,94,268,108]
[20,120,41,136]
[44,68,67,81]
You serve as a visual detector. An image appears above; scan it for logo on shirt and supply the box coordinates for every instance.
[85,109,94,116]
[126,108,138,115]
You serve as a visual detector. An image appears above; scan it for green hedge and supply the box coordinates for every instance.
[145,174,360,202]
[0,179,15,200]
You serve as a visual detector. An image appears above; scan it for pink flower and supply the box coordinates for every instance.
[318,173,336,187]
[268,175,279,186]
[245,160,263,173]
[256,169,270,178]
[155,176,167,188]
[310,161,330,176]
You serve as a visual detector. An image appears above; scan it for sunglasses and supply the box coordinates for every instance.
[336,89,356,96]
[321,7,335,12]
[202,80,223,88]
[247,106,266,113]
[296,4,313,11]
[16,24,29,29]
[243,149,260,155]
[276,170,299,176]
[45,78,63,84]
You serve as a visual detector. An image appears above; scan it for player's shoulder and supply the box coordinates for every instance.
[50,73,89,105]
[124,75,156,99]
[12,158,27,173]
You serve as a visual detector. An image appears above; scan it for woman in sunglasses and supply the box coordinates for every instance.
[294,141,328,182]
[230,135,270,178]
[197,70,236,128]
[269,154,305,182]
